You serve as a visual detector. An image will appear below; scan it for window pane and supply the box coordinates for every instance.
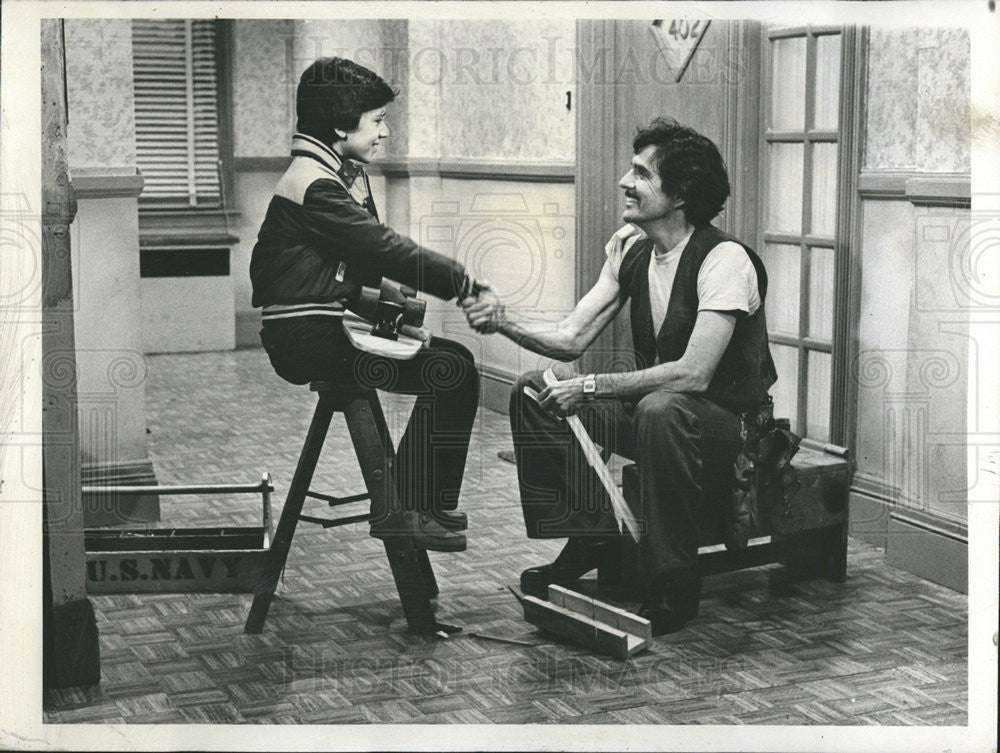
[760,243,801,335]
[770,36,806,130]
[806,350,832,440]
[770,344,799,432]
[767,143,804,235]
[810,142,838,237]
[808,246,836,341]
[814,34,842,129]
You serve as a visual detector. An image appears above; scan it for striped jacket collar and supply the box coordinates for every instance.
[291,132,364,187]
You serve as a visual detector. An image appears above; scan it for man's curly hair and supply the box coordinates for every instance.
[633,117,731,226]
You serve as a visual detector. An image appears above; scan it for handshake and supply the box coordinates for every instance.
[459,283,507,335]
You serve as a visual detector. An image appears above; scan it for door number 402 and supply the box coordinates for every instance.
[656,19,704,41]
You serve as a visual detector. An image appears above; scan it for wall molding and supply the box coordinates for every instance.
[374,158,575,183]
[886,516,968,593]
[851,471,902,506]
[851,472,967,539]
[848,479,968,592]
[479,363,517,415]
[235,155,575,183]
[70,167,144,199]
[857,170,971,206]
[890,507,968,543]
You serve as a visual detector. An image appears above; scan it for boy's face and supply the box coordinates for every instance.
[338,106,390,163]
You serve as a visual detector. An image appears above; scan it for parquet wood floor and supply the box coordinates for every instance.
[43,349,967,725]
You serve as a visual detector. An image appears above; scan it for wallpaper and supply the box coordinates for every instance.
[410,19,576,161]
[232,20,295,158]
[865,28,970,173]
[64,19,137,170]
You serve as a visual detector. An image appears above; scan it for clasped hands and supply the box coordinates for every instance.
[459,284,589,417]
[459,284,506,334]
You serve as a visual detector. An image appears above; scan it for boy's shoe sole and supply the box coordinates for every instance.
[371,512,467,552]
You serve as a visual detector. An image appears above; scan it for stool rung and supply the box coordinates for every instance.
[305,490,370,507]
[298,512,371,528]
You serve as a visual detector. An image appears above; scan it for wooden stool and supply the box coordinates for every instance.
[243,380,457,636]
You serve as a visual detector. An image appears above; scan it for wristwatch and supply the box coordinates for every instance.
[582,373,597,399]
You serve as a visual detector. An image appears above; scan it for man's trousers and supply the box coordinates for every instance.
[509,370,743,578]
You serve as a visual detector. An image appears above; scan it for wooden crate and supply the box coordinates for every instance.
[608,444,850,587]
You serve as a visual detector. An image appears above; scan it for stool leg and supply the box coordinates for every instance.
[344,394,447,634]
[417,550,438,598]
[343,395,406,533]
[244,395,336,634]
[383,541,439,632]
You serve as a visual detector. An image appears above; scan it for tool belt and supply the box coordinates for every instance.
[724,395,801,553]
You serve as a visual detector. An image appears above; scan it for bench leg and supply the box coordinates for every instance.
[774,524,849,583]
[823,521,849,583]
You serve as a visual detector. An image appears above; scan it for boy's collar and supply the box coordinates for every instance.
[291,132,364,187]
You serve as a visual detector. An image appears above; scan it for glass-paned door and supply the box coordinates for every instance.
[759,26,843,442]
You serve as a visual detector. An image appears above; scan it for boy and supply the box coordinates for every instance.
[251,57,483,552]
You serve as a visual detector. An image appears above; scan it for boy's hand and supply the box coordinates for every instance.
[462,285,506,334]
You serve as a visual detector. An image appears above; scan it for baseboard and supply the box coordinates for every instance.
[886,515,968,593]
[82,459,160,527]
[849,483,968,592]
[480,365,516,414]
[848,490,890,549]
[236,309,261,349]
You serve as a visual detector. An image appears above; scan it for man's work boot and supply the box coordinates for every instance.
[371,511,466,552]
[637,567,701,636]
[519,537,613,598]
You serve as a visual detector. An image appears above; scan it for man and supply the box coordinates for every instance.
[251,57,486,552]
[464,118,777,634]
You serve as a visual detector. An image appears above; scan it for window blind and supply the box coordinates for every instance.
[132,19,221,207]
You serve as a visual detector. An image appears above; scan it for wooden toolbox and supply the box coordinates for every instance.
[83,475,274,595]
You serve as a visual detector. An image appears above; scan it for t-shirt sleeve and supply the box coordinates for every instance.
[697,241,760,316]
[603,224,645,282]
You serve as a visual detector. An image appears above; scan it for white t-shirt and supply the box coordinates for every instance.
[603,224,760,345]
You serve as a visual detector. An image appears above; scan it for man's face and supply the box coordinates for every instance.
[618,145,681,226]
[339,106,390,163]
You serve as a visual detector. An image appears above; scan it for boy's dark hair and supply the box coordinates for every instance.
[296,57,397,145]
[633,117,730,225]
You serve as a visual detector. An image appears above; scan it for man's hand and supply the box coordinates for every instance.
[538,367,586,417]
[461,286,507,334]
